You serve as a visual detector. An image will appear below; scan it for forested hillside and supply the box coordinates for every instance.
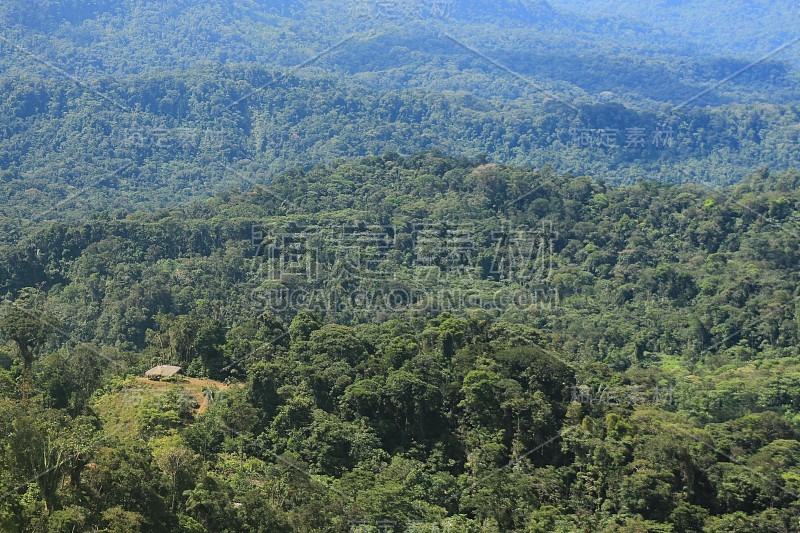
[1,0,798,222]
[3,0,800,531]
[548,0,800,61]
[3,154,800,531]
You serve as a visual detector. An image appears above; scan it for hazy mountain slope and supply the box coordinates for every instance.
[0,0,798,224]
[548,0,800,62]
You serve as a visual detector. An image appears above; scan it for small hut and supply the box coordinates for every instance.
[145,365,182,381]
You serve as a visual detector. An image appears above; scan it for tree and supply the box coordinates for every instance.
[0,304,53,399]
[247,361,284,421]
[6,408,97,515]
[237,490,291,533]
[288,311,321,344]
[308,324,366,367]
[100,507,145,533]
[194,318,226,378]
[153,437,200,514]
[85,440,175,530]
[184,474,239,532]
[168,314,225,378]
[40,345,107,415]
[46,506,87,532]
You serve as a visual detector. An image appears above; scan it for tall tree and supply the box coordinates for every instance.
[0,304,53,400]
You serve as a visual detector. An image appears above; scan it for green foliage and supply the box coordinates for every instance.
[3,155,800,529]
[0,1,798,223]
[3,8,788,532]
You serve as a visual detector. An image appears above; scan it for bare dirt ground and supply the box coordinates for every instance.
[134,377,233,414]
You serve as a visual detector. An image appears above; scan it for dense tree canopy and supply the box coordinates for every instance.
[2,153,800,530]
[1,1,798,530]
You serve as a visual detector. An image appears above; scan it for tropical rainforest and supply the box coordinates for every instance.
[1,1,800,532]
